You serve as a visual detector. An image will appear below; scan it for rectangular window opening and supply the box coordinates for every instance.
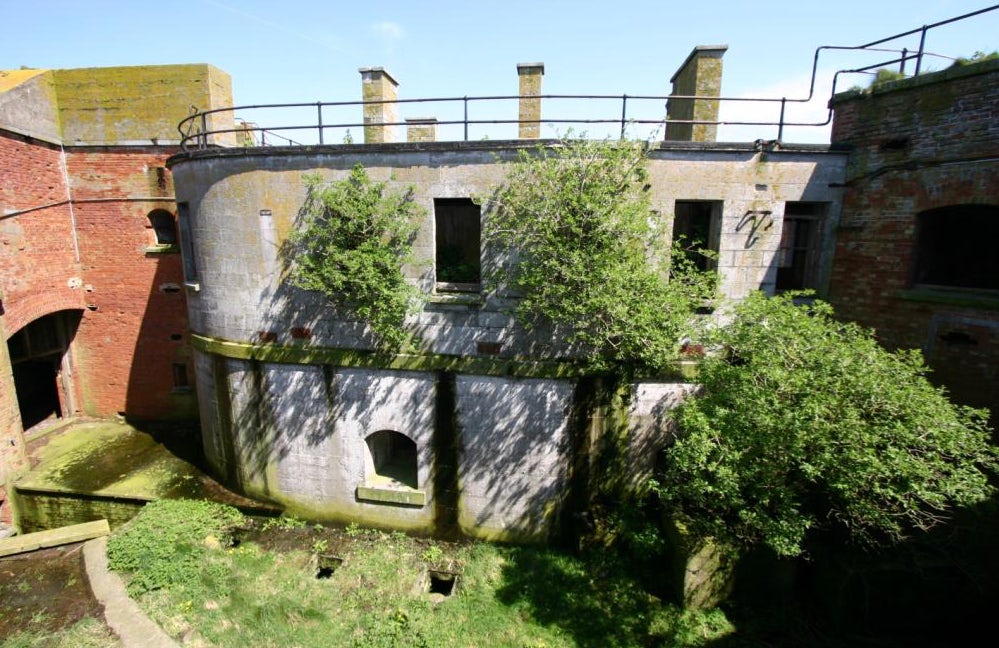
[672,200,721,273]
[177,202,198,283]
[172,362,190,391]
[776,202,827,291]
[434,198,481,293]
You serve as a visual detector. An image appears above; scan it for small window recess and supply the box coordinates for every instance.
[176,202,200,291]
[672,200,721,273]
[357,430,426,507]
[434,198,481,294]
[145,209,180,253]
[171,362,192,393]
[913,204,999,294]
[776,202,827,292]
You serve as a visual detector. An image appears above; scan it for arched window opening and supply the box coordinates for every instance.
[364,430,418,490]
[148,209,178,246]
[915,205,999,291]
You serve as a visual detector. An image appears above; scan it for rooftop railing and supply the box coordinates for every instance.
[178,4,998,151]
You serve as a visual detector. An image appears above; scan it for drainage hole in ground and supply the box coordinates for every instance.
[428,570,456,596]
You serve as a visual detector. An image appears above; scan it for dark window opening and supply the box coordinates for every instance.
[148,209,178,246]
[172,363,190,390]
[672,201,721,272]
[435,198,481,290]
[365,430,418,489]
[776,202,826,291]
[914,204,999,291]
[177,202,198,282]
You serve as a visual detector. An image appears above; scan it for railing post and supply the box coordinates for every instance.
[914,25,928,75]
[463,97,469,141]
[317,102,324,145]
[199,113,207,149]
[900,47,908,74]
[620,94,628,139]
[777,97,786,142]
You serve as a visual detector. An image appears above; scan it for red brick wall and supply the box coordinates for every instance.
[828,61,999,422]
[65,147,193,420]
[1,131,195,427]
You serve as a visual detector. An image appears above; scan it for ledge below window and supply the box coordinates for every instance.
[897,288,999,311]
[144,244,180,255]
[428,288,483,307]
[356,484,427,507]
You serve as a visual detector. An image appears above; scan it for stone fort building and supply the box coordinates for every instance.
[1,34,996,539]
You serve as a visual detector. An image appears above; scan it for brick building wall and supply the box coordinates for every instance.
[828,58,999,422]
[65,148,194,419]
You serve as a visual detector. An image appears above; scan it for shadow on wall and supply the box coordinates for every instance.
[123,240,198,423]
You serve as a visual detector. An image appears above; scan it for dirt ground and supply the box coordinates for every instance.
[0,542,108,638]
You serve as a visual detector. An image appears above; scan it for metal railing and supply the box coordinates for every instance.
[178,4,998,151]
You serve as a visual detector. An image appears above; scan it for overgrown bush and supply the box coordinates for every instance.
[484,137,715,372]
[288,165,424,352]
[107,498,245,594]
[653,292,998,557]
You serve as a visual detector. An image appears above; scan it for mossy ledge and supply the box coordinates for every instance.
[190,333,698,381]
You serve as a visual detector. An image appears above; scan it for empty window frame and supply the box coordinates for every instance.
[172,362,190,391]
[434,198,481,291]
[176,202,198,282]
[148,209,178,246]
[364,430,418,489]
[672,200,721,272]
[776,202,827,291]
[914,204,999,291]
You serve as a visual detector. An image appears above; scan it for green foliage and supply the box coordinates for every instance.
[869,68,906,87]
[952,50,999,66]
[107,499,245,595]
[653,292,998,556]
[260,514,307,531]
[484,137,715,372]
[288,165,424,352]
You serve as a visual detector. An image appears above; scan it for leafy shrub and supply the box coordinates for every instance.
[287,166,424,352]
[653,292,998,557]
[107,498,245,594]
[484,136,715,372]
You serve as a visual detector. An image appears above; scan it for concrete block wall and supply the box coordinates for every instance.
[828,58,999,421]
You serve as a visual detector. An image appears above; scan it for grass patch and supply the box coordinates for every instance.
[0,618,119,648]
[108,501,735,647]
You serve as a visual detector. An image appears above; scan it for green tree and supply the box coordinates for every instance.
[653,292,998,557]
[484,137,715,373]
[288,166,423,352]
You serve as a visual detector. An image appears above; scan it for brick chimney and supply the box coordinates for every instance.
[517,63,545,139]
[665,46,727,142]
[359,67,399,143]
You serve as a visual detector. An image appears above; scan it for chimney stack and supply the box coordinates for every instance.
[517,63,545,139]
[359,67,399,143]
[406,117,438,143]
[665,46,727,142]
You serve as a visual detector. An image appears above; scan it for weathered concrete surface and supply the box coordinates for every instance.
[13,420,277,533]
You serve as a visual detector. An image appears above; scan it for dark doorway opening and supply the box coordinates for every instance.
[7,310,80,430]
[12,357,62,429]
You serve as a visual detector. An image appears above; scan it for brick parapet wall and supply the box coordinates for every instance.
[828,59,999,420]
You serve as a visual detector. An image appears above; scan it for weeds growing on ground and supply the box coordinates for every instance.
[108,502,734,647]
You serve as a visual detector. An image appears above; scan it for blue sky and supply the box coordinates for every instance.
[2,1,997,143]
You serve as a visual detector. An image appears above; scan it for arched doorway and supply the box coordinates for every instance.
[6,311,81,430]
